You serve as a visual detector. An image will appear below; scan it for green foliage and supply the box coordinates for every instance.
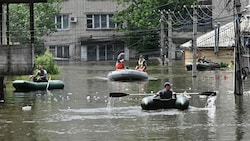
[9,0,62,55]
[113,0,196,53]
[220,62,229,68]
[35,51,60,75]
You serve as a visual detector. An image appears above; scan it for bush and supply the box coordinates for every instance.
[220,62,229,68]
[34,51,60,74]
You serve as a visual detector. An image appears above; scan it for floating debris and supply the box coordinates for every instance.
[22,106,32,111]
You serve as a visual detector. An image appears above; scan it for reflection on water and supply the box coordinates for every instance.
[13,89,70,106]
[108,80,148,94]
[2,61,250,141]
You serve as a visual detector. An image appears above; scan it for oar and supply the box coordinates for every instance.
[199,91,216,96]
[109,92,153,97]
[46,75,51,90]
[109,91,216,97]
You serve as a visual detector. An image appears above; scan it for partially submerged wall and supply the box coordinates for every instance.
[184,48,234,65]
[0,45,33,75]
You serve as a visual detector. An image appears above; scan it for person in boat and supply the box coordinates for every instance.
[115,52,125,70]
[198,56,209,63]
[135,55,147,72]
[155,82,176,99]
[30,65,48,82]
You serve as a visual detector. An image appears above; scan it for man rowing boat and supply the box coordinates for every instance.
[30,65,48,82]
[155,82,176,99]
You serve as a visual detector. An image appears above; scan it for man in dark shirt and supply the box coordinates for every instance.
[155,82,175,99]
[30,65,48,82]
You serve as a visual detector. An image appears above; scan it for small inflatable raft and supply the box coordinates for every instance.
[13,80,64,91]
[107,69,148,81]
[141,94,189,110]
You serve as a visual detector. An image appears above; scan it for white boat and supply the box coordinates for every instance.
[107,69,148,81]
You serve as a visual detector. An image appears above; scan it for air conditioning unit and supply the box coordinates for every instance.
[70,17,77,23]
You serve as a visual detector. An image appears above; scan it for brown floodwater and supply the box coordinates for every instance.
[1,60,250,141]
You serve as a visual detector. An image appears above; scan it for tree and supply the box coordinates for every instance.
[113,0,196,54]
[8,0,62,55]
[35,50,60,75]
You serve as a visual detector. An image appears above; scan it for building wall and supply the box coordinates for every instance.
[45,0,250,62]
[184,48,234,65]
[0,45,33,75]
[44,0,126,61]
[183,0,250,66]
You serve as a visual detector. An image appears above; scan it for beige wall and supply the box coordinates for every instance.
[184,48,234,65]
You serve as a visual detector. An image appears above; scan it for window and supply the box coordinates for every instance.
[49,45,69,58]
[86,14,116,29]
[109,14,115,28]
[49,46,56,57]
[87,15,93,28]
[55,15,69,30]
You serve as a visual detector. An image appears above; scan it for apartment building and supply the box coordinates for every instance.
[44,0,127,61]
[44,0,250,61]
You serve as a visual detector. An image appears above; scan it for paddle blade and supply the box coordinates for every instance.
[109,92,129,97]
[200,91,216,96]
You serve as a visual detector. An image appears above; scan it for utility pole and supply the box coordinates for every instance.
[160,11,166,65]
[6,3,9,45]
[192,6,197,77]
[168,12,172,66]
[234,0,243,95]
[30,1,35,71]
[214,23,220,55]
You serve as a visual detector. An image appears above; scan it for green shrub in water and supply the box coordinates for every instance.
[35,51,60,75]
[220,62,229,68]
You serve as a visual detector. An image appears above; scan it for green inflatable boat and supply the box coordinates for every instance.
[141,94,189,110]
[13,80,64,91]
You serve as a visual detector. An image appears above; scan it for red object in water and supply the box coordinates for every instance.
[215,75,220,80]
[224,75,227,80]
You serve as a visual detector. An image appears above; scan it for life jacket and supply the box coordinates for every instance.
[137,59,146,72]
[38,70,48,80]
[38,70,45,76]
[138,58,145,66]
[33,69,48,82]
[115,59,124,70]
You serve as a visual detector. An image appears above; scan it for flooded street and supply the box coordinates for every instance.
[2,60,250,141]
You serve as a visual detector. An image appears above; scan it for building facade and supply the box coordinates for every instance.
[44,0,250,62]
[44,0,128,61]
[181,0,250,66]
